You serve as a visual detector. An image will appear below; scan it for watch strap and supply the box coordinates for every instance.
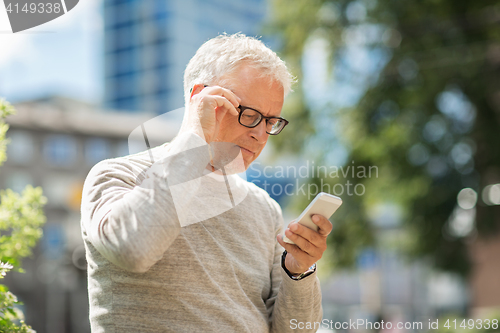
[281,250,316,281]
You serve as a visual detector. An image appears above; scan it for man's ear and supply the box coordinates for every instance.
[190,84,207,99]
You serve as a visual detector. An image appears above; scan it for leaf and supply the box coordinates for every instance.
[0,98,43,332]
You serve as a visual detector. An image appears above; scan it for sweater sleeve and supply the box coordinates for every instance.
[81,132,210,273]
[267,202,323,332]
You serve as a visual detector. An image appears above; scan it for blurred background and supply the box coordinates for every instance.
[1,0,500,332]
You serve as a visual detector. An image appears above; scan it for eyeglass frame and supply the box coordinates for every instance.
[195,84,290,135]
[237,105,289,135]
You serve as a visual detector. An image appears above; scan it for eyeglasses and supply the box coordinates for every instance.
[237,106,289,135]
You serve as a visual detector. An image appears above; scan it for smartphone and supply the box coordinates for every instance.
[283,192,343,245]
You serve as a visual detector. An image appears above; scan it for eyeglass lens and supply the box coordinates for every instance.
[239,108,285,134]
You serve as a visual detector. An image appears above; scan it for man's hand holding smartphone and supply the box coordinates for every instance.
[277,214,332,276]
[277,192,342,276]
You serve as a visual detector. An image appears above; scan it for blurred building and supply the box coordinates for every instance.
[103,0,267,114]
[320,244,468,332]
[470,233,500,317]
[0,96,180,333]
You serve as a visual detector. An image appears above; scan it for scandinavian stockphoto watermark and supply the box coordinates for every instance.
[290,318,499,331]
[248,160,379,200]
[290,319,423,331]
[126,108,378,226]
[127,108,250,228]
[2,0,79,33]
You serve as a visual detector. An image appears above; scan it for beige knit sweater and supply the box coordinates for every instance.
[81,133,323,332]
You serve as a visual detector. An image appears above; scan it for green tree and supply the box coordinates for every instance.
[0,99,46,332]
[268,0,500,275]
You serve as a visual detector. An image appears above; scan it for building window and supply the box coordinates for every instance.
[114,49,138,76]
[6,130,34,165]
[85,138,110,165]
[44,135,77,167]
[4,171,33,193]
[116,140,130,157]
[42,175,81,208]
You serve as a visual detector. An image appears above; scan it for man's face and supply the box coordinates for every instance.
[213,65,285,169]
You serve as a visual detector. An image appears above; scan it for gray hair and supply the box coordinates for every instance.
[183,33,295,105]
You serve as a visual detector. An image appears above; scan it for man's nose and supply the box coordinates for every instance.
[250,119,268,142]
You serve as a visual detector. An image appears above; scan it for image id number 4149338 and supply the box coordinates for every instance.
[6,2,62,14]
[444,319,498,330]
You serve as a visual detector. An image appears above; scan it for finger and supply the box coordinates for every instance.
[288,222,325,248]
[284,227,319,257]
[210,95,239,118]
[311,214,333,236]
[204,86,241,109]
[276,233,292,250]
[277,234,313,263]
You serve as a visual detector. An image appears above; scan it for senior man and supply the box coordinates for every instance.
[81,33,332,332]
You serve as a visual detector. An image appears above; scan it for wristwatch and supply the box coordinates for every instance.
[281,250,316,281]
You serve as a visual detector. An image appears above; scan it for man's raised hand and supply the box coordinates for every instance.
[180,84,241,143]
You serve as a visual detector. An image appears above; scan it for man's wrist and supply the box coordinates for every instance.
[281,250,316,281]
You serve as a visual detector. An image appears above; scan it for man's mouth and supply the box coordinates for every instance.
[239,146,255,155]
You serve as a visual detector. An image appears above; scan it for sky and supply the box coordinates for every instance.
[0,0,103,104]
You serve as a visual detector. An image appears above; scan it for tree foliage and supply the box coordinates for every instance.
[0,99,46,333]
[269,0,500,274]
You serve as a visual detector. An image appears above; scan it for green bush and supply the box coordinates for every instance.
[0,99,46,333]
